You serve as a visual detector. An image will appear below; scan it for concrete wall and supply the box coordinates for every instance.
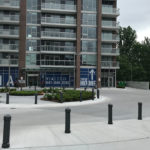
[126,81,149,90]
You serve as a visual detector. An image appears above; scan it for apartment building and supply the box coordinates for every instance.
[0,0,119,88]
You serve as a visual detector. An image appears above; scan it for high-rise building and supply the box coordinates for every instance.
[0,0,119,88]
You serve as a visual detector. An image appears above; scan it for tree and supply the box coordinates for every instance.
[117,26,147,81]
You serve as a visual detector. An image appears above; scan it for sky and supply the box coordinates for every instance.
[118,0,150,42]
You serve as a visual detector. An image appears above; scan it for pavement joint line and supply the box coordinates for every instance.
[6,137,150,150]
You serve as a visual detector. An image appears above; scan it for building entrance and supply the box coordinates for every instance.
[27,74,39,86]
[108,77,113,87]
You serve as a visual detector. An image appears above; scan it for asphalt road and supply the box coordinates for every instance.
[0,88,150,128]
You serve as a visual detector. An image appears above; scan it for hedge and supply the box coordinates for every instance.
[10,90,44,96]
[42,89,94,102]
[0,88,16,93]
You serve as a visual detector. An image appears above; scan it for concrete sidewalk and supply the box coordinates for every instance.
[1,118,150,150]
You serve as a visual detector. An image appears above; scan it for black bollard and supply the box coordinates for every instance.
[60,92,63,103]
[65,108,71,134]
[2,115,11,148]
[108,104,113,124]
[97,89,99,99]
[35,93,38,104]
[6,93,9,104]
[80,91,82,102]
[138,102,142,120]
[92,88,94,100]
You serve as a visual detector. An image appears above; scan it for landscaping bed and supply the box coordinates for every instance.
[41,89,94,103]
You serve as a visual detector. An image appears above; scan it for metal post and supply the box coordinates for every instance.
[60,92,63,103]
[65,108,71,134]
[108,104,113,124]
[7,55,11,93]
[92,88,94,100]
[138,102,142,120]
[35,85,36,91]
[35,93,38,104]
[6,93,9,104]
[97,89,99,99]
[2,115,11,148]
[80,91,82,102]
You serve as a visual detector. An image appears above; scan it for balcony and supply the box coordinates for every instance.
[41,3,76,14]
[0,44,18,52]
[101,61,119,69]
[101,48,120,56]
[40,60,75,67]
[41,31,76,41]
[0,29,19,38]
[102,21,119,30]
[0,59,18,66]
[0,0,20,10]
[0,15,19,24]
[41,45,76,53]
[102,6,120,17]
[102,34,119,43]
[41,17,76,27]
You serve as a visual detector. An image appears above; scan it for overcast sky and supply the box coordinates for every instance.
[118,0,150,42]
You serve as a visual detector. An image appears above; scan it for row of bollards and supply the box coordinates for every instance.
[1,102,143,148]
[5,88,100,105]
[5,93,38,105]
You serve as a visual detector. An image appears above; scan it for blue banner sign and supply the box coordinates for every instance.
[0,67,18,87]
[80,68,96,87]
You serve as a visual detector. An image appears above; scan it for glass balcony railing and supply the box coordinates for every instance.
[41,31,76,39]
[40,60,75,66]
[41,45,76,52]
[101,61,119,68]
[0,44,18,51]
[41,17,76,25]
[41,3,76,11]
[0,59,18,66]
[101,48,120,55]
[102,21,119,28]
[102,6,120,15]
[0,15,19,22]
[102,34,119,41]
[0,29,19,37]
[0,0,20,8]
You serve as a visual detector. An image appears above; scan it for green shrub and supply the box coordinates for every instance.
[42,89,93,102]
[117,81,126,88]
[10,90,43,96]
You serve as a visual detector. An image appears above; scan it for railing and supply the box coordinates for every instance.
[102,34,119,41]
[0,29,19,36]
[41,45,76,52]
[41,17,76,25]
[40,60,75,66]
[102,6,120,15]
[0,59,18,65]
[101,61,119,68]
[0,44,18,51]
[0,15,19,22]
[0,0,20,8]
[81,61,97,66]
[101,48,120,55]
[102,21,119,28]
[41,31,76,39]
[41,3,76,11]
